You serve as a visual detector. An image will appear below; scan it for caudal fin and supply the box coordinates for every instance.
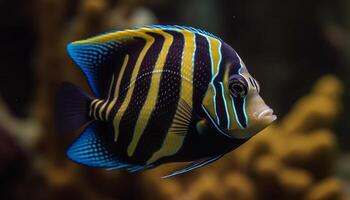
[55,82,93,133]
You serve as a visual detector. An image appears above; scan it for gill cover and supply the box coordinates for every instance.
[202,61,249,138]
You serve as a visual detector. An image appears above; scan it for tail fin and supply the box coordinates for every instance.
[55,82,93,133]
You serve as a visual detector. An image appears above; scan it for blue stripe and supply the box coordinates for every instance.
[192,34,197,73]
[80,25,222,43]
[206,37,222,125]
[230,96,244,129]
[242,97,249,127]
[219,82,231,130]
[207,37,219,125]
[146,25,222,41]
[236,54,249,128]
[202,105,231,138]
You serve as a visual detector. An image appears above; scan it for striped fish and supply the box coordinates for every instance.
[56,25,277,178]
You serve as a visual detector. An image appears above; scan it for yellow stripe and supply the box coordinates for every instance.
[93,100,104,119]
[113,29,154,142]
[98,102,108,120]
[105,54,129,120]
[202,37,222,122]
[73,30,134,44]
[89,99,99,117]
[127,30,174,156]
[98,74,115,120]
[208,37,221,76]
[222,65,240,130]
[147,30,196,164]
[73,28,152,45]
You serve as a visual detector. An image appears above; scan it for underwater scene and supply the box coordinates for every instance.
[0,0,350,199]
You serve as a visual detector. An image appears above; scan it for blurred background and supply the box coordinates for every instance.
[0,0,349,199]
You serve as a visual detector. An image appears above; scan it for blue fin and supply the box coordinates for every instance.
[84,25,222,43]
[55,82,93,133]
[162,154,223,178]
[67,25,221,98]
[66,121,150,172]
[67,41,124,98]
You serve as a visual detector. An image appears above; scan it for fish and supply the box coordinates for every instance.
[56,25,277,178]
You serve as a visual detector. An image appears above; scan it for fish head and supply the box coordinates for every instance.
[202,52,276,139]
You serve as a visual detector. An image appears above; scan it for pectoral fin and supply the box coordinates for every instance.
[196,119,209,135]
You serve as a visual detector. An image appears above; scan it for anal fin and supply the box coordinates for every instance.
[67,41,125,98]
[66,121,150,173]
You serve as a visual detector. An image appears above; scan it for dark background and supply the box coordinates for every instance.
[0,0,349,199]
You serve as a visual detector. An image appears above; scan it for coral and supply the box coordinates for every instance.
[306,178,348,200]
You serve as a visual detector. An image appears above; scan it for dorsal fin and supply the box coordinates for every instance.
[85,25,222,42]
[143,25,222,41]
[67,41,127,98]
[67,25,221,98]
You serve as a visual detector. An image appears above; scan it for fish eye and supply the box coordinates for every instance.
[228,75,248,98]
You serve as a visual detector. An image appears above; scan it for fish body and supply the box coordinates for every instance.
[56,25,276,177]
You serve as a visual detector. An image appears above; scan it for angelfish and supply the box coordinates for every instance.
[56,25,277,178]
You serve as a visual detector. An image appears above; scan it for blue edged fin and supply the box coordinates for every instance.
[67,24,221,98]
[144,25,222,41]
[162,154,223,179]
[66,121,150,172]
[67,41,124,98]
[83,25,222,43]
[55,82,93,133]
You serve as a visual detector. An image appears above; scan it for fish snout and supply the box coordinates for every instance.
[254,107,277,123]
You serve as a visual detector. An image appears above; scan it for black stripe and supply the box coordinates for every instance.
[220,43,248,128]
[249,77,255,88]
[106,37,146,163]
[220,43,241,75]
[90,101,97,118]
[103,100,113,121]
[213,45,228,128]
[102,73,120,120]
[192,33,212,116]
[117,32,165,163]
[233,97,247,128]
[96,42,126,98]
[109,37,146,117]
[253,79,258,89]
[170,33,215,161]
[253,79,260,93]
[93,100,105,120]
[133,30,184,162]
[90,100,98,109]
[214,88,227,127]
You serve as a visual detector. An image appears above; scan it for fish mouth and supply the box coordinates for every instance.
[256,108,277,122]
